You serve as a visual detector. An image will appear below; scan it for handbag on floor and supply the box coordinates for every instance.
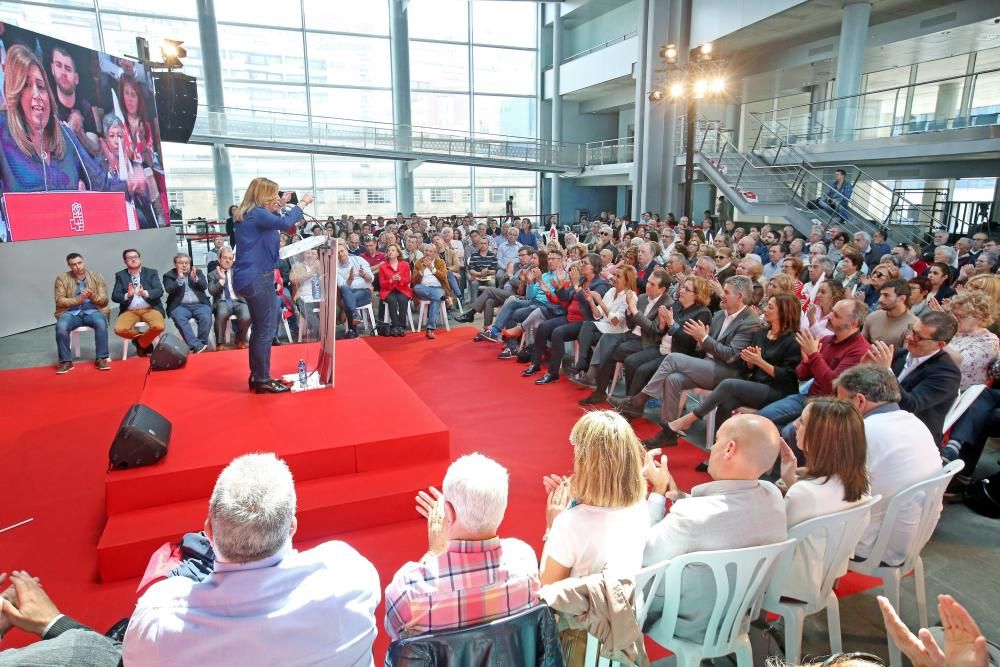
[965,471,1000,518]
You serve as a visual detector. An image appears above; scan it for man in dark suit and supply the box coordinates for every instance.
[865,310,962,445]
[578,268,673,404]
[635,242,659,291]
[163,253,213,354]
[0,570,121,666]
[112,248,165,356]
[611,276,761,447]
[207,246,251,349]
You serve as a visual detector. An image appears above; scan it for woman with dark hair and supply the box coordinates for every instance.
[226,204,238,247]
[907,276,932,318]
[777,397,870,601]
[668,294,803,436]
[835,245,864,293]
[379,243,412,337]
[118,72,154,167]
[926,261,956,304]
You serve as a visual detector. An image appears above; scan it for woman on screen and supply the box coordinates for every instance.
[0,44,145,197]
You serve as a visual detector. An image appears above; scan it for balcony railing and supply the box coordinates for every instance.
[192,105,585,170]
[584,137,635,166]
[561,31,638,65]
[749,66,1000,146]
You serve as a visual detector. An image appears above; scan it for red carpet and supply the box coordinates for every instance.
[0,327,874,659]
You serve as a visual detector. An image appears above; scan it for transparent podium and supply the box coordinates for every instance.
[279,236,338,391]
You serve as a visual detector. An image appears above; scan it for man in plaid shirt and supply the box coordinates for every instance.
[384,454,540,640]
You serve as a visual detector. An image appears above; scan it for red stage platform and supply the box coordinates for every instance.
[96,340,451,582]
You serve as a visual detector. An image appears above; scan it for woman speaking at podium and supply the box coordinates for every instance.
[233,177,313,394]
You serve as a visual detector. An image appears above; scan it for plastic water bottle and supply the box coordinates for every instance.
[297,359,307,388]
[311,274,321,300]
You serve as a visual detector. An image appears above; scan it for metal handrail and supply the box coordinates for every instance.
[697,122,927,243]
[746,113,960,239]
[557,30,639,66]
[584,136,635,166]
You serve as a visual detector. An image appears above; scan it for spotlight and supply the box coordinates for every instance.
[648,90,664,102]
[660,43,678,64]
[700,42,713,56]
[710,77,725,93]
[669,82,685,98]
[693,79,707,97]
[160,39,186,69]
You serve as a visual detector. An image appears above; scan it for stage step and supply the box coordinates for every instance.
[97,460,450,582]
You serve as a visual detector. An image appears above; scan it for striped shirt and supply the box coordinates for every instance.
[467,250,498,274]
[383,537,540,640]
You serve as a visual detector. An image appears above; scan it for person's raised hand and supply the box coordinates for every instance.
[795,329,821,357]
[626,290,638,308]
[542,474,565,495]
[928,296,944,312]
[1,571,59,638]
[299,194,314,207]
[778,438,798,489]
[865,340,895,368]
[877,594,989,667]
[546,479,572,530]
[127,282,135,298]
[806,303,818,326]
[415,487,450,555]
[740,345,763,367]
[642,449,675,497]
[682,318,709,343]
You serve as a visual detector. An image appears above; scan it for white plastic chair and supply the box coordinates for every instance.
[680,388,718,449]
[382,301,416,333]
[356,302,378,335]
[69,326,94,359]
[297,302,320,343]
[416,300,450,331]
[642,539,796,667]
[762,496,881,664]
[848,460,964,667]
[606,362,623,397]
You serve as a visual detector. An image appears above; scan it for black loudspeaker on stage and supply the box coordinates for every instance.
[109,404,171,470]
[152,71,198,143]
[150,333,189,371]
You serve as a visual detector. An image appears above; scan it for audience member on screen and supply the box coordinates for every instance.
[123,453,380,665]
[49,45,100,157]
[384,454,539,640]
[53,252,111,374]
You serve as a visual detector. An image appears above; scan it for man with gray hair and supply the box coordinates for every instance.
[611,276,761,448]
[834,365,943,565]
[123,453,380,665]
[384,454,539,639]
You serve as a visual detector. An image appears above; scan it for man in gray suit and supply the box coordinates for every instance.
[207,246,251,348]
[0,570,121,666]
[611,275,761,448]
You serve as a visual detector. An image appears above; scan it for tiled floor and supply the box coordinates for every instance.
[4,320,998,664]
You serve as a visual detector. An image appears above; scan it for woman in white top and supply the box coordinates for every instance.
[777,398,870,603]
[945,290,1000,389]
[569,265,636,373]
[804,279,845,338]
[540,410,648,584]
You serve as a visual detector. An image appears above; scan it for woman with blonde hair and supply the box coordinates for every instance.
[966,274,1000,335]
[945,290,999,389]
[540,410,648,585]
[0,44,141,224]
[233,176,314,393]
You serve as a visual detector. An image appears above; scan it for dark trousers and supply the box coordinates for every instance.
[385,291,410,328]
[951,388,1000,476]
[532,317,583,375]
[237,271,278,382]
[594,335,642,393]
[624,348,663,394]
[572,321,604,371]
[214,300,251,344]
[693,378,790,441]
[170,303,213,350]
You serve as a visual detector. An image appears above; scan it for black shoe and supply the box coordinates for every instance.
[248,376,254,390]
[695,461,709,473]
[135,342,151,357]
[272,337,283,346]
[578,391,606,406]
[568,371,597,389]
[455,311,476,323]
[535,372,559,385]
[498,348,517,359]
[521,363,541,377]
[609,395,645,419]
[642,428,679,449]
[254,379,291,394]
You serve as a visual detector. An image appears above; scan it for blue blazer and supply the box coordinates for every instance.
[233,205,305,292]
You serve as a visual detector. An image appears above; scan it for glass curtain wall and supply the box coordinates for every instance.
[0,0,537,220]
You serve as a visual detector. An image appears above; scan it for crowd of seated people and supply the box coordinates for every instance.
[4,405,990,666]
[449,211,996,500]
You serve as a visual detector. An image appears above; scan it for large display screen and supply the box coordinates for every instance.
[0,22,170,242]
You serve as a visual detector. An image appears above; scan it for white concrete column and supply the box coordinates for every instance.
[550,4,563,220]
[630,0,649,217]
[389,0,414,214]
[833,0,871,140]
[196,0,233,217]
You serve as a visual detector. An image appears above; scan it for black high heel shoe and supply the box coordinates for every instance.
[253,378,291,394]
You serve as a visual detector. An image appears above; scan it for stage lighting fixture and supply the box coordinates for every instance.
[160,39,187,69]
[700,42,713,56]
[660,44,678,64]
[693,79,707,97]
[669,82,684,98]
[710,77,725,93]
[648,90,664,102]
